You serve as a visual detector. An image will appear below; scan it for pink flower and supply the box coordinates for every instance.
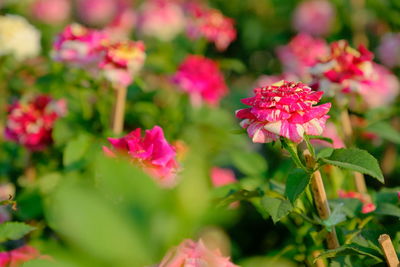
[173,55,228,107]
[0,245,44,267]
[338,190,376,214]
[277,33,328,78]
[312,122,344,149]
[138,0,185,41]
[236,80,331,143]
[103,126,179,187]
[158,239,238,267]
[99,40,146,87]
[4,95,66,151]
[357,63,399,108]
[76,0,117,27]
[311,40,374,95]
[52,24,109,66]
[293,0,335,36]
[31,0,70,25]
[186,4,236,51]
[104,7,136,42]
[211,167,237,187]
[377,33,400,68]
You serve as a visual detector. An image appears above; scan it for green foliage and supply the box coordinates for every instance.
[284,169,311,203]
[261,196,293,223]
[0,222,35,242]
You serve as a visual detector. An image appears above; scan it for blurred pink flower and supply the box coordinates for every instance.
[277,33,328,78]
[0,183,15,201]
[211,167,236,187]
[53,24,109,66]
[99,40,146,87]
[293,0,335,36]
[0,245,44,267]
[186,4,236,51]
[138,0,185,41]
[338,190,376,214]
[311,40,374,95]
[105,8,136,42]
[358,63,399,108]
[158,239,238,267]
[76,0,117,27]
[31,0,71,25]
[377,33,400,68]
[312,122,344,149]
[236,81,331,143]
[103,126,179,187]
[173,55,228,107]
[4,95,66,151]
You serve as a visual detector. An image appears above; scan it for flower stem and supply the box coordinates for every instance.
[112,85,127,135]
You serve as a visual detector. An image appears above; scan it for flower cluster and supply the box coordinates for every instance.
[138,0,185,42]
[277,33,328,79]
[103,126,179,187]
[52,23,109,66]
[338,190,376,214]
[236,80,331,143]
[292,0,335,36]
[99,40,146,87]
[186,4,236,51]
[0,14,41,60]
[4,95,66,151]
[158,239,238,267]
[0,245,44,266]
[310,40,374,95]
[173,55,228,107]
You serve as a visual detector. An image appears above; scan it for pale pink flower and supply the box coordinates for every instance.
[31,0,71,25]
[0,183,15,201]
[173,55,228,107]
[358,63,399,108]
[99,40,146,87]
[293,0,335,36]
[377,33,400,68]
[52,24,109,67]
[0,245,45,267]
[186,4,236,51]
[103,126,179,187]
[211,167,237,187]
[158,239,238,267]
[236,80,331,143]
[138,0,185,41]
[76,0,117,27]
[311,40,374,96]
[338,190,376,214]
[4,95,66,151]
[312,122,344,149]
[277,33,328,78]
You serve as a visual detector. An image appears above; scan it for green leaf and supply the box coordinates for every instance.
[320,148,384,183]
[366,122,400,144]
[284,169,311,203]
[308,135,334,144]
[52,120,75,146]
[317,147,334,159]
[231,151,268,176]
[63,134,91,167]
[261,196,293,223]
[323,203,346,231]
[315,244,383,263]
[375,203,400,217]
[281,138,307,171]
[0,222,35,242]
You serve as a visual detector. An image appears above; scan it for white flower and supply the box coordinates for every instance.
[0,14,41,60]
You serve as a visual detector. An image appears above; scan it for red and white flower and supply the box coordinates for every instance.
[236,80,331,143]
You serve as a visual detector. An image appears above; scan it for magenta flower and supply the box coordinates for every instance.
[377,33,400,68]
[186,4,236,51]
[211,167,237,187]
[277,33,328,78]
[0,245,45,266]
[338,190,376,214]
[99,40,146,87]
[158,239,238,267]
[293,0,335,36]
[31,0,71,25]
[103,126,179,187]
[53,24,109,66]
[4,95,66,151]
[138,0,185,42]
[311,40,374,95]
[236,81,331,143]
[173,55,228,107]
